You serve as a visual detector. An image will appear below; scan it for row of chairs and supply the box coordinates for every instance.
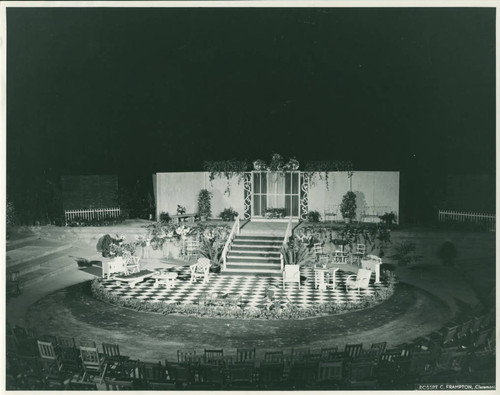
[6,305,495,391]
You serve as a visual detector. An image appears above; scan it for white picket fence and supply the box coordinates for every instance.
[65,208,121,225]
[438,210,495,232]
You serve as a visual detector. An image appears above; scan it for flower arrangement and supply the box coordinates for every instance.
[265,208,287,219]
[253,159,266,171]
[218,207,238,221]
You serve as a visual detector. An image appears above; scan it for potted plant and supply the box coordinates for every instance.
[253,159,266,171]
[340,191,357,223]
[197,189,212,221]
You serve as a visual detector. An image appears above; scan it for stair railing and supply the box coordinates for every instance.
[280,216,293,271]
[221,216,240,271]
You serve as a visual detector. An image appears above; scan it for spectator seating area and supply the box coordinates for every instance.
[6,306,495,390]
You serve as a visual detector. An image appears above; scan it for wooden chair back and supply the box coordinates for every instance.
[236,348,256,363]
[264,351,284,362]
[37,340,58,361]
[344,343,363,358]
[80,346,102,373]
[320,346,338,360]
[204,349,223,363]
[102,342,121,359]
[57,336,76,349]
[177,349,197,363]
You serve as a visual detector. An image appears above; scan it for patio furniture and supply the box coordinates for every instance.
[80,346,106,383]
[204,349,224,364]
[125,256,140,275]
[282,264,300,289]
[333,245,348,264]
[313,243,328,263]
[360,255,382,283]
[314,267,329,291]
[114,270,156,288]
[236,348,256,364]
[324,205,338,222]
[102,257,127,279]
[264,351,284,362]
[37,340,62,371]
[190,258,211,283]
[345,268,372,294]
[351,244,367,265]
[152,271,178,289]
[184,239,200,261]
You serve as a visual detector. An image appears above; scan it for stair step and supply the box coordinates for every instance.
[227,256,281,264]
[232,240,282,246]
[226,263,281,270]
[7,247,74,275]
[231,244,281,254]
[228,251,281,258]
[235,235,283,241]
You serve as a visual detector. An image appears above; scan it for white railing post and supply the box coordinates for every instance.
[221,216,240,271]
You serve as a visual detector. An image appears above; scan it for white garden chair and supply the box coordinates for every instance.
[345,268,373,294]
[190,257,211,283]
[283,264,301,289]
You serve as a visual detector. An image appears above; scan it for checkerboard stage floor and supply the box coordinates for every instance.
[99,267,388,310]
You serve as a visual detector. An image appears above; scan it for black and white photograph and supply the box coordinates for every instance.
[2,2,496,391]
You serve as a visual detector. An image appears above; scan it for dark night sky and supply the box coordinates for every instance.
[6,7,496,182]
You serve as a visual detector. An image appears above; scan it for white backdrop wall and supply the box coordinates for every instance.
[155,172,245,219]
[307,171,399,220]
[155,171,399,220]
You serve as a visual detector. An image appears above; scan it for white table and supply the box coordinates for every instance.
[360,258,381,283]
[315,267,340,290]
[152,272,178,289]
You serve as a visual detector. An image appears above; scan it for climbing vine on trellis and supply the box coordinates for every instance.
[203,154,354,195]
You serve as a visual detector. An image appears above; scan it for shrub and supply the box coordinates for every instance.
[340,191,357,221]
[218,208,238,221]
[390,242,422,266]
[159,212,171,223]
[177,205,186,215]
[379,212,397,226]
[307,210,321,222]
[197,189,213,219]
[96,234,113,257]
